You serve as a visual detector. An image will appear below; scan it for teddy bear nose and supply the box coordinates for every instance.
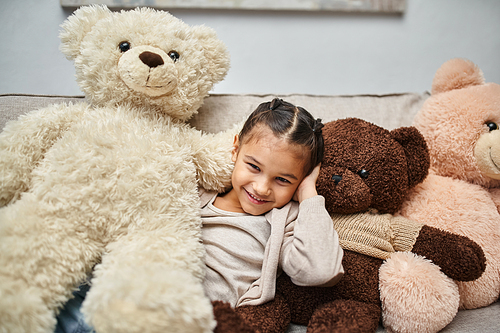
[332,175,342,185]
[139,51,164,68]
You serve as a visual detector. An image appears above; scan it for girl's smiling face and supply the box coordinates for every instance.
[215,126,307,216]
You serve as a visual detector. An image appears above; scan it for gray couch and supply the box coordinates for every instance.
[1,93,499,332]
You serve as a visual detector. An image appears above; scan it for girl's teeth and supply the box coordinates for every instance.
[250,193,264,201]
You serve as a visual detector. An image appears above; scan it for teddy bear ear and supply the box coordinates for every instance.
[390,126,430,188]
[431,58,485,95]
[189,25,231,84]
[59,4,112,60]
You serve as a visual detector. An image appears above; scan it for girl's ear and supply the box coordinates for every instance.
[231,135,240,162]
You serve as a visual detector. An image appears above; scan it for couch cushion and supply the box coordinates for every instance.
[1,93,429,133]
[0,94,85,131]
[191,92,430,133]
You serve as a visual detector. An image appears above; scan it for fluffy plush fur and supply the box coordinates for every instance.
[0,5,235,333]
[398,58,500,310]
[212,118,485,333]
[380,252,460,333]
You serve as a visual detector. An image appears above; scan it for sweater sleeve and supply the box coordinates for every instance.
[330,211,424,260]
[279,195,344,287]
[390,215,423,252]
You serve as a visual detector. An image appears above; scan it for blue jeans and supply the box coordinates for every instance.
[54,284,94,333]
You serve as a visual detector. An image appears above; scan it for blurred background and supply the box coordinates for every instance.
[0,0,499,96]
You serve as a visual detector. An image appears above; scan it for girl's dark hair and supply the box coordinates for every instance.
[238,98,324,175]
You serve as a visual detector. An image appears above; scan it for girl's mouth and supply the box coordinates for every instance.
[245,189,268,205]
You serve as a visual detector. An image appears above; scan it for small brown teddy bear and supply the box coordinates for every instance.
[212,118,486,333]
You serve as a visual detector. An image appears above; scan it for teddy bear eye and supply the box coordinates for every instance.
[486,122,498,131]
[168,51,180,62]
[119,41,131,53]
[358,169,370,179]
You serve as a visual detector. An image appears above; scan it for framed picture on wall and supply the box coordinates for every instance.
[60,0,406,13]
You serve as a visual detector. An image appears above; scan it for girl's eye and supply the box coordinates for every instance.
[168,50,180,62]
[276,177,290,184]
[487,122,498,131]
[248,163,260,171]
[119,41,131,53]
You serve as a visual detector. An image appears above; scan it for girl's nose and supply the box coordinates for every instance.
[254,179,271,197]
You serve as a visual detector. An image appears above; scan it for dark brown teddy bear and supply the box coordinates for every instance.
[212,118,486,333]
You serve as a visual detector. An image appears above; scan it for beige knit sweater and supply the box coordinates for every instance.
[331,209,424,260]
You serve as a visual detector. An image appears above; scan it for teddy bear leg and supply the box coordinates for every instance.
[0,277,56,333]
[212,301,256,333]
[211,295,292,333]
[81,229,216,333]
[234,294,291,333]
[0,195,101,333]
[379,252,459,333]
[306,299,381,333]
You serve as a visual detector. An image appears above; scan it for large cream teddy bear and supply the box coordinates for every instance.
[397,58,500,311]
[0,5,235,333]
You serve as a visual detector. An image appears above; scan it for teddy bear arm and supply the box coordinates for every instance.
[411,225,486,281]
[192,124,240,192]
[487,188,500,213]
[0,103,87,206]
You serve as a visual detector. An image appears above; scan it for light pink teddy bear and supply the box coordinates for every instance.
[399,58,500,310]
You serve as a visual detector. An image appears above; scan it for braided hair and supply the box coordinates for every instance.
[238,98,324,175]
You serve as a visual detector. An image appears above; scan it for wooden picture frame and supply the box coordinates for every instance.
[60,0,406,13]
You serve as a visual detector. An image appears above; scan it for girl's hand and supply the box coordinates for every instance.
[293,164,320,203]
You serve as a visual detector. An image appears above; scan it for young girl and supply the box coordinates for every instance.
[199,98,344,308]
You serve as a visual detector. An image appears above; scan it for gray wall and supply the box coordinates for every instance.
[1,0,499,96]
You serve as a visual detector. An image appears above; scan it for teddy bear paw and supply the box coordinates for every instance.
[0,277,56,333]
[379,252,459,333]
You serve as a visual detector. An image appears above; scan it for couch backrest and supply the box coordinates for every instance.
[0,93,429,133]
[191,93,429,133]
